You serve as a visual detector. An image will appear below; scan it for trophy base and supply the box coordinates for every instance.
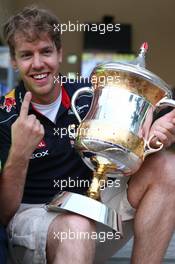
[46,192,123,236]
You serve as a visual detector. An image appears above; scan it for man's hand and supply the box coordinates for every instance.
[0,91,45,224]
[11,91,45,159]
[149,109,175,148]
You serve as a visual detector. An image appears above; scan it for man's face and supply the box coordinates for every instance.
[12,33,62,103]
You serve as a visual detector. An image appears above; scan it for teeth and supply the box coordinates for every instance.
[33,73,48,80]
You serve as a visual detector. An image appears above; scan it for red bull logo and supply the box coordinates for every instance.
[0,97,16,112]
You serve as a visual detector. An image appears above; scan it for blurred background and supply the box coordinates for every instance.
[0,0,175,95]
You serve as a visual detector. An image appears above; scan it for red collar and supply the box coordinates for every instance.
[61,85,71,109]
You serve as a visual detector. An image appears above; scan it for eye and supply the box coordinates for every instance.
[20,53,32,59]
[43,49,53,55]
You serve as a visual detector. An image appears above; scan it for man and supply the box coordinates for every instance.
[0,6,175,264]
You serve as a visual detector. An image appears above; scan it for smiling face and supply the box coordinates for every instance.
[11,33,62,104]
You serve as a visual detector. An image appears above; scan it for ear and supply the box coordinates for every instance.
[11,57,18,70]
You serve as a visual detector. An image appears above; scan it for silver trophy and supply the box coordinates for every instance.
[46,43,175,236]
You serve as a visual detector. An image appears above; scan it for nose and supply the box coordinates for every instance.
[32,54,44,70]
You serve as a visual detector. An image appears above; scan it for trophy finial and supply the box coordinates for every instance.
[135,41,149,68]
[140,42,149,52]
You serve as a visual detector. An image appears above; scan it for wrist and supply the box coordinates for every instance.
[9,145,31,164]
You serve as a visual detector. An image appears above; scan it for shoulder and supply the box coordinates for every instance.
[63,78,91,95]
[63,78,92,103]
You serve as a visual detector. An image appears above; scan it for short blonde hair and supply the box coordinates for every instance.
[3,6,62,58]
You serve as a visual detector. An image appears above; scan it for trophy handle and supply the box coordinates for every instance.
[71,87,93,123]
[155,97,175,108]
[144,97,175,158]
[144,134,163,158]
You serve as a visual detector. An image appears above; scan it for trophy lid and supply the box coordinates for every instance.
[92,42,172,98]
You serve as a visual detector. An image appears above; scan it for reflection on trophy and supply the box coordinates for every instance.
[46,43,175,236]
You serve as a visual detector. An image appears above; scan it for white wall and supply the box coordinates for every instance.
[0,0,15,40]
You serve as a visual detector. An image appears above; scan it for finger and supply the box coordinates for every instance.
[20,92,32,119]
[27,114,37,123]
[34,119,41,128]
[149,125,171,145]
[153,125,173,138]
[40,124,45,135]
[149,134,163,148]
[164,108,175,119]
[153,130,173,147]
[157,122,175,135]
[153,131,168,142]
[166,124,175,135]
[34,119,43,133]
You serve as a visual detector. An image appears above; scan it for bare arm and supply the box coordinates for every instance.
[0,92,44,225]
[0,150,30,225]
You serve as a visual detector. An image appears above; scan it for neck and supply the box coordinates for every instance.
[30,84,61,105]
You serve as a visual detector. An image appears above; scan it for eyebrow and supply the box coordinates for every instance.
[17,45,54,54]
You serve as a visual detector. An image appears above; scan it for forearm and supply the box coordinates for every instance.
[0,148,30,225]
[0,92,45,225]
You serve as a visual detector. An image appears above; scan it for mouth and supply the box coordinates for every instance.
[30,72,50,84]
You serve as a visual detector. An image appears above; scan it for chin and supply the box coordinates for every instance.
[32,85,52,94]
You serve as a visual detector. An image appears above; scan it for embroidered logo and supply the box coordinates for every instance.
[37,139,46,149]
[31,150,49,159]
[0,97,16,112]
